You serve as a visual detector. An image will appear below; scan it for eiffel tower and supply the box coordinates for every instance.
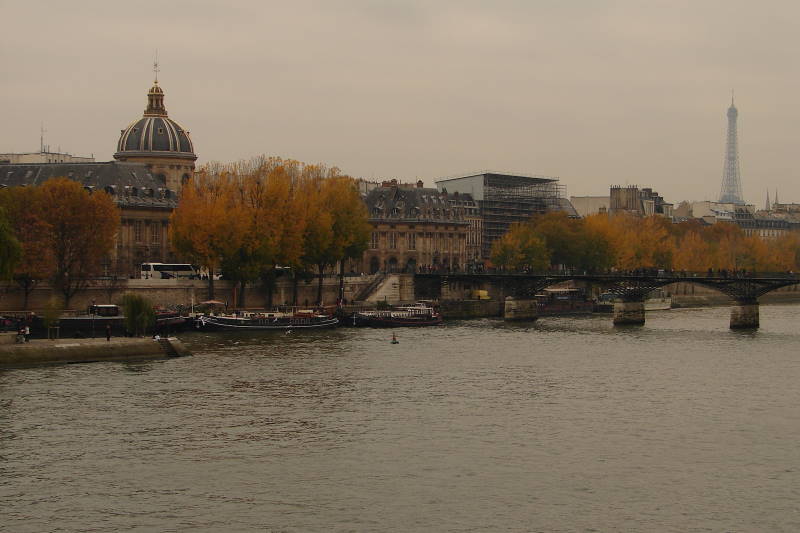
[718,93,745,204]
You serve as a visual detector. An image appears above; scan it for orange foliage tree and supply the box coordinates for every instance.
[0,207,21,283]
[490,223,550,271]
[170,156,370,307]
[0,186,54,308]
[495,210,800,274]
[169,170,245,299]
[37,179,120,308]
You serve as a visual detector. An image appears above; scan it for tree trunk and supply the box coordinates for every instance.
[317,264,324,306]
[20,280,35,310]
[338,261,345,305]
[238,280,246,308]
[207,268,215,300]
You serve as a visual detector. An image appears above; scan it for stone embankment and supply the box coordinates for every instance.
[0,336,190,368]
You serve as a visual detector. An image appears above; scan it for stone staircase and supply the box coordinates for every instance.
[367,274,401,304]
[353,273,387,302]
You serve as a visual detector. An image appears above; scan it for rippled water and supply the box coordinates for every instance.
[2,304,800,532]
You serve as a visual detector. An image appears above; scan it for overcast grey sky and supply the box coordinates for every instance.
[2,0,799,204]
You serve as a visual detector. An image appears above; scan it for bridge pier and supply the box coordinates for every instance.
[730,300,759,329]
[613,301,645,326]
[504,296,538,321]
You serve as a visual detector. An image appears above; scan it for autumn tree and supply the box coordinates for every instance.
[0,186,54,308]
[672,229,709,271]
[0,207,21,282]
[297,169,335,305]
[490,223,549,271]
[221,157,307,307]
[322,175,371,303]
[170,171,245,299]
[36,179,120,308]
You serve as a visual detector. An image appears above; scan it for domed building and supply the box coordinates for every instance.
[114,79,196,193]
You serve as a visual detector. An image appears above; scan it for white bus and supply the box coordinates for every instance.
[141,263,198,280]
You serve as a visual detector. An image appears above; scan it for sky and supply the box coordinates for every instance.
[2,0,799,205]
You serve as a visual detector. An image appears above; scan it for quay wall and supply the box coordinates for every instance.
[0,337,190,368]
[0,275,376,313]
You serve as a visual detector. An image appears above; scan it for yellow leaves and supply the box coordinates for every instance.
[170,156,370,279]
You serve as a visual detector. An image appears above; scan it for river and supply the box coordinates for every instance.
[2,304,800,532]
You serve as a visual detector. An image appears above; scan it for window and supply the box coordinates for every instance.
[370,232,379,250]
[134,221,144,243]
[158,128,164,134]
[388,232,397,249]
[151,224,161,244]
[407,232,416,250]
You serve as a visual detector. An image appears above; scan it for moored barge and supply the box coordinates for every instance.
[194,310,338,331]
[349,303,442,328]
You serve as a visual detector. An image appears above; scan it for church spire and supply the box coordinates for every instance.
[765,189,770,211]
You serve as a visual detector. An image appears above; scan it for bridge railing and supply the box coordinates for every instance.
[413,268,799,280]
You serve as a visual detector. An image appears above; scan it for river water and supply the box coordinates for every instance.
[2,304,800,532]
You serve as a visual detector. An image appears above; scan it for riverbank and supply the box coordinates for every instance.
[0,336,190,368]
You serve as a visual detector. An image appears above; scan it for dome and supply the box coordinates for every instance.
[114,81,196,160]
[116,116,195,156]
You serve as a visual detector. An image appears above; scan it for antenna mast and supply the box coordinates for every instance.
[40,122,47,153]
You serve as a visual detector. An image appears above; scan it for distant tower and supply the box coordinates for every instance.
[718,93,745,204]
[765,189,770,211]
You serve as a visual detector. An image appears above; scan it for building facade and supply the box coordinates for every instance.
[609,185,673,218]
[0,161,179,277]
[361,180,479,274]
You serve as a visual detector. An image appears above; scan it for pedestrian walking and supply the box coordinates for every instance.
[23,325,30,343]
[105,324,111,342]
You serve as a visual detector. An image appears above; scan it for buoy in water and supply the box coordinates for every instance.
[391,333,399,344]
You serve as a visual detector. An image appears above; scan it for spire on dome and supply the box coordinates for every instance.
[144,55,167,117]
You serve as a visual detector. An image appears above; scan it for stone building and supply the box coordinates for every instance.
[0,161,178,277]
[610,185,673,218]
[0,150,95,164]
[361,180,479,274]
[0,77,196,278]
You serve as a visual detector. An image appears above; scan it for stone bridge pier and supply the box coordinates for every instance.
[612,300,646,326]
[730,298,759,329]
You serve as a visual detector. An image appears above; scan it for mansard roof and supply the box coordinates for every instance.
[0,161,178,209]
[364,184,477,224]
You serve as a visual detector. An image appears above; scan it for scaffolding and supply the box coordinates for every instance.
[436,172,565,259]
[480,174,564,258]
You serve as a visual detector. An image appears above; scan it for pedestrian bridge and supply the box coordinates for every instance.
[414,271,800,329]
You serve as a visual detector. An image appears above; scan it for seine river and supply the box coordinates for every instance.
[2,304,800,532]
